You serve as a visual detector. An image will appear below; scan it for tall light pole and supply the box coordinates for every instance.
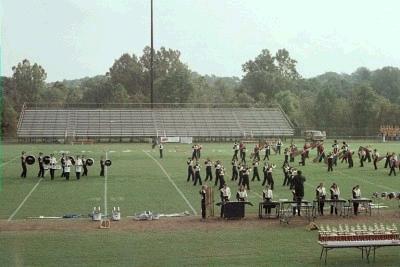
[150,0,154,109]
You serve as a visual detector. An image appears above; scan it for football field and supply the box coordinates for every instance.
[1,141,400,266]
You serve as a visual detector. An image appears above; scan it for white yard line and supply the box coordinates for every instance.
[104,152,108,217]
[336,169,399,192]
[143,150,198,215]
[7,178,43,221]
[1,155,20,167]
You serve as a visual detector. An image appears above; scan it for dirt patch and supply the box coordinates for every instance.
[1,211,399,233]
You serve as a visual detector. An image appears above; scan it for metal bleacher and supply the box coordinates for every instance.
[17,106,294,139]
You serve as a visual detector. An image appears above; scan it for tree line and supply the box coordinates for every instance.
[2,47,400,137]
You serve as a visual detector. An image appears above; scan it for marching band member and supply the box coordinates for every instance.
[266,164,274,190]
[231,159,238,181]
[292,170,306,216]
[204,158,213,181]
[196,144,202,159]
[317,144,325,163]
[100,156,105,177]
[347,150,354,168]
[60,153,66,177]
[359,148,366,167]
[241,144,247,164]
[236,185,248,201]
[282,162,290,186]
[332,140,339,166]
[289,168,297,189]
[284,148,289,164]
[242,166,250,190]
[263,185,274,214]
[253,144,260,161]
[316,183,326,216]
[82,155,88,176]
[389,153,397,176]
[64,156,72,181]
[276,139,282,155]
[200,185,207,219]
[262,162,268,187]
[75,155,83,180]
[232,142,239,161]
[372,149,379,170]
[191,144,199,161]
[263,142,271,161]
[159,143,164,159]
[214,160,221,186]
[327,152,334,172]
[341,142,349,163]
[220,183,231,218]
[37,152,44,178]
[187,158,195,182]
[330,183,340,215]
[193,162,202,186]
[251,160,260,182]
[238,164,244,186]
[218,167,226,189]
[49,153,57,180]
[352,185,361,215]
[20,151,27,178]
[384,152,390,168]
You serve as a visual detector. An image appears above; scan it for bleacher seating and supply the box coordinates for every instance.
[17,107,294,139]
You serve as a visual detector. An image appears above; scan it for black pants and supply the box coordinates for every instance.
[38,165,44,178]
[21,165,27,178]
[242,177,250,190]
[219,177,226,190]
[330,201,338,215]
[277,146,281,154]
[360,156,364,167]
[232,151,238,161]
[283,173,289,186]
[318,199,325,215]
[267,176,274,190]
[284,155,289,164]
[348,158,353,168]
[159,149,163,158]
[76,172,81,180]
[251,169,260,181]
[264,199,272,214]
[384,158,390,168]
[327,163,333,172]
[293,196,303,216]
[373,159,378,170]
[262,173,268,186]
[201,200,206,219]
[61,166,65,177]
[231,167,238,181]
[194,172,202,186]
[263,152,270,161]
[50,169,55,180]
[205,167,212,181]
[254,153,260,161]
[389,166,396,176]
[238,174,243,186]
[353,202,359,215]
[65,172,70,180]
[241,153,246,164]
[100,166,105,177]
[214,171,220,186]
[187,167,194,181]
[83,166,88,176]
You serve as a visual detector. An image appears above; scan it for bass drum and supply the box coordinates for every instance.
[86,158,94,166]
[104,159,112,166]
[26,155,36,165]
[43,156,51,165]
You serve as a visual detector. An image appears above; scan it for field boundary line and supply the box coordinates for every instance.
[336,169,399,192]
[1,155,20,167]
[143,150,198,215]
[7,178,43,221]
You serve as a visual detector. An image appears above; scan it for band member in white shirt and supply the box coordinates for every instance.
[220,183,231,218]
[330,183,340,215]
[187,158,194,182]
[316,183,326,216]
[263,185,274,215]
[232,142,239,161]
[352,185,361,215]
[64,156,72,181]
[49,154,57,180]
[372,149,379,170]
[236,185,248,201]
[75,155,83,180]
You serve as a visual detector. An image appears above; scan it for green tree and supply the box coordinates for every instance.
[11,59,47,106]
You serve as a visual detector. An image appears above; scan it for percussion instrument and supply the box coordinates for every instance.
[86,158,94,166]
[43,156,51,165]
[26,155,36,165]
[105,159,112,166]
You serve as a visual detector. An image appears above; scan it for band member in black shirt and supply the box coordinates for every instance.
[159,143,164,159]
[187,158,195,182]
[204,158,213,182]
[100,156,105,177]
[232,142,239,161]
[21,151,27,178]
[200,185,207,219]
[37,152,44,178]
[82,155,88,176]
[60,153,66,177]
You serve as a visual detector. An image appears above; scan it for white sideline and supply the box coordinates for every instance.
[8,178,43,221]
[143,150,198,215]
[104,152,108,217]
[1,155,20,167]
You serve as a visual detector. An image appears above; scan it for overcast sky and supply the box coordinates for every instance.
[1,0,400,82]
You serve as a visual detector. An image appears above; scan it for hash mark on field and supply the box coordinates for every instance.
[143,150,198,215]
[8,178,43,221]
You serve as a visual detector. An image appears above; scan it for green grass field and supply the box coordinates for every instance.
[1,140,400,266]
